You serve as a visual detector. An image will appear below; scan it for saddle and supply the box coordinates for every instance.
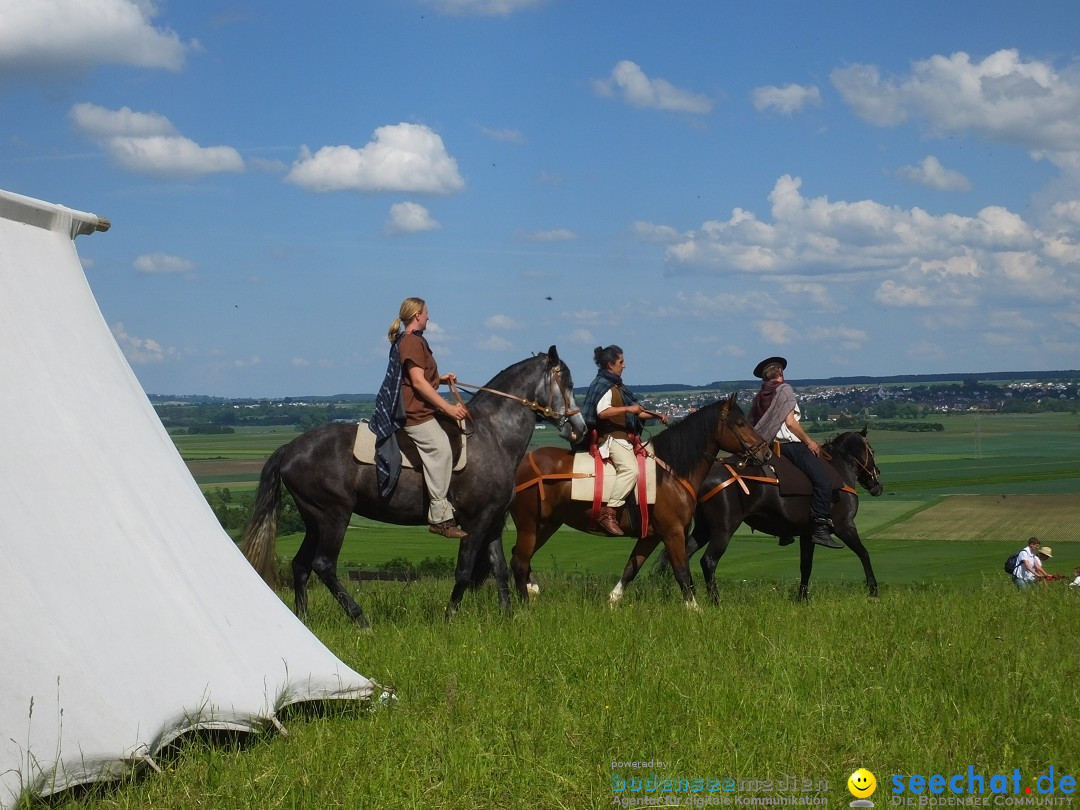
[352,419,467,471]
[568,451,657,503]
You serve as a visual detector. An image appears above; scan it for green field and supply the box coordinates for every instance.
[34,412,1080,810]
[177,412,1080,585]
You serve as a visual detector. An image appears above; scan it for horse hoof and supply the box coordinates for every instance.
[526,583,540,597]
[685,599,702,613]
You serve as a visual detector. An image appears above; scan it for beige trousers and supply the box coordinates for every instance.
[404,418,455,524]
[605,437,638,508]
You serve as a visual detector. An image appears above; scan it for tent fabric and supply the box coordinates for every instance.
[0,188,374,808]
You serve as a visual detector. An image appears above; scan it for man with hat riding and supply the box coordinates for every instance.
[748,356,842,549]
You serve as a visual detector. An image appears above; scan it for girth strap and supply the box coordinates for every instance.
[698,463,856,505]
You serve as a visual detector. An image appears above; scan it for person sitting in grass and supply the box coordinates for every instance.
[1012,536,1049,589]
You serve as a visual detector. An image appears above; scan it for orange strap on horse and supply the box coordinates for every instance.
[648,452,697,500]
[513,451,590,501]
[697,463,857,504]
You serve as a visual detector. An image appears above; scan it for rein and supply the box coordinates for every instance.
[450,366,580,423]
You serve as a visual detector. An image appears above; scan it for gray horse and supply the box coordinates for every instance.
[242,346,585,628]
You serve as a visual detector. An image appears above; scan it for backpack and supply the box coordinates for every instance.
[1004,551,1021,576]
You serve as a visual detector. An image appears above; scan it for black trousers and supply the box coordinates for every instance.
[780,442,833,521]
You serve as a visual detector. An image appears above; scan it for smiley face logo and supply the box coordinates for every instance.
[848,768,877,799]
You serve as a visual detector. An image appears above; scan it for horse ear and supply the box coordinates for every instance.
[547,345,559,363]
[861,426,868,437]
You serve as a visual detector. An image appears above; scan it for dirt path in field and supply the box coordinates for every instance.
[882,494,1080,542]
[185,459,266,482]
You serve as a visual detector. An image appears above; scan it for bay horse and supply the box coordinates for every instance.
[242,347,586,628]
[685,428,883,601]
[509,394,770,609]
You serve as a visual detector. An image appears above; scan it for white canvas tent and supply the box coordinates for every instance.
[0,188,374,808]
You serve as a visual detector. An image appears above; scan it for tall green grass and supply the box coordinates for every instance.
[49,411,1073,808]
[51,577,1080,809]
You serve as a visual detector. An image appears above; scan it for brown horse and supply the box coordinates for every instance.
[509,394,769,608]
[652,428,883,602]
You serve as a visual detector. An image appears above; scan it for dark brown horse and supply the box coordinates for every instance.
[684,428,883,601]
[242,347,586,628]
[509,394,769,609]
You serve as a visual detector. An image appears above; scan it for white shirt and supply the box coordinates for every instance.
[595,388,633,458]
[1015,547,1038,582]
[1069,576,1080,588]
[776,403,802,443]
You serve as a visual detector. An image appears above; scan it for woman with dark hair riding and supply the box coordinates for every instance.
[581,344,668,536]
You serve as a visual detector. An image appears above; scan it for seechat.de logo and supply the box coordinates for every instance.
[849,768,877,807]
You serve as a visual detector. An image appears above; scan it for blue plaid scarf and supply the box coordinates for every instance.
[582,368,642,435]
[372,334,407,498]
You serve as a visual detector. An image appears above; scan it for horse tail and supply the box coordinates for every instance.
[241,444,287,588]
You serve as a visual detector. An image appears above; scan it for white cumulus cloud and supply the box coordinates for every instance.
[895,156,972,191]
[71,103,244,177]
[133,253,196,277]
[111,322,176,364]
[0,0,194,74]
[385,202,440,234]
[751,83,822,115]
[593,60,712,114]
[831,49,1080,168]
[286,123,465,194]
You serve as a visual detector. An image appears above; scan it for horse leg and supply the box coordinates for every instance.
[291,527,318,620]
[296,503,369,628]
[797,534,816,600]
[485,531,513,612]
[446,536,484,621]
[836,526,879,599]
[609,537,660,605]
[698,529,736,607]
[510,519,558,602]
[660,530,699,611]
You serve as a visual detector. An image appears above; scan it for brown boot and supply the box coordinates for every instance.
[598,506,624,536]
[429,520,468,539]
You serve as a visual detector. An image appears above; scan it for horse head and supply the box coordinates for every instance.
[830,427,883,496]
[720,393,771,465]
[541,345,586,445]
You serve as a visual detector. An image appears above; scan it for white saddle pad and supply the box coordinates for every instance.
[352,420,466,471]
[569,452,656,503]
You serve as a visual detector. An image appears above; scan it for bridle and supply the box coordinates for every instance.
[826,437,880,488]
[450,362,581,432]
[717,400,770,464]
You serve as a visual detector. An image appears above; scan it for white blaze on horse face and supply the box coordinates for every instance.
[608,581,624,603]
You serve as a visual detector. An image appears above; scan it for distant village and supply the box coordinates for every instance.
[650,377,1080,424]
[152,374,1079,434]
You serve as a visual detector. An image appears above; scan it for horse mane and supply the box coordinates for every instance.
[648,398,727,479]
[464,353,544,414]
[824,431,867,465]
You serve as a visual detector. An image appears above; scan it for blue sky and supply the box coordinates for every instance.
[3,0,1079,397]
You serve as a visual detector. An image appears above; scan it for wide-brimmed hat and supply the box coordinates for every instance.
[753,356,788,379]
[1038,546,1053,558]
